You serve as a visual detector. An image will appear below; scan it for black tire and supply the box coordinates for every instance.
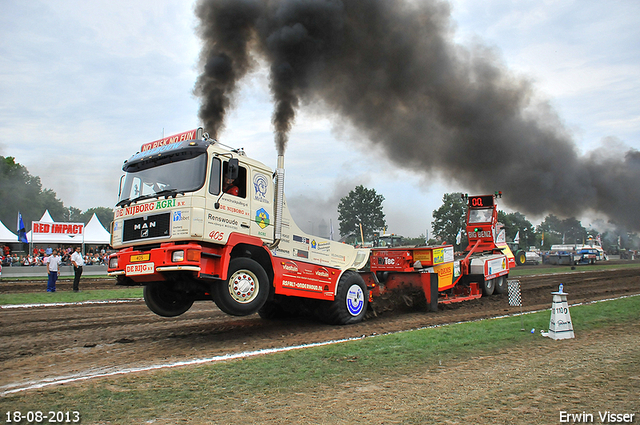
[482,278,495,296]
[258,299,288,320]
[319,270,368,325]
[494,276,507,295]
[212,257,269,316]
[143,282,194,317]
[515,250,526,266]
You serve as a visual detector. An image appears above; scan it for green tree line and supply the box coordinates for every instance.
[0,156,113,233]
[431,192,638,251]
[337,188,638,251]
[337,185,386,243]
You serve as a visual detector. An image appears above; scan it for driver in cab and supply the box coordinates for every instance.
[223,176,239,196]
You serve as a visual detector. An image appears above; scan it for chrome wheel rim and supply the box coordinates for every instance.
[228,270,259,303]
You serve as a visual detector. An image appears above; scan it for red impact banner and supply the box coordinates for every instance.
[32,222,84,235]
[140,129,198,152]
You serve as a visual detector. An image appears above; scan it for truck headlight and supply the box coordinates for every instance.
[109,256,119,269]
[172,250,185,262]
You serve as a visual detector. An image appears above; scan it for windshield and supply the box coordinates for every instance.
[378,237,391,247]
[118,153,207,204]
[468,208,493,224]
[378,236,402,247]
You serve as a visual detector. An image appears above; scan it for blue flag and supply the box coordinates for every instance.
[17,212,28,243]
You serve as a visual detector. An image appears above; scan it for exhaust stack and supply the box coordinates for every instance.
[271,155,285,248]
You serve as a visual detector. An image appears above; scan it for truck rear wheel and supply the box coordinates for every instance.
[212,257,269,316]
[144,282,194,317]
[319,270,368,325]
[258,299,287,320]
[482,278,495,296]
[494,276,507,294]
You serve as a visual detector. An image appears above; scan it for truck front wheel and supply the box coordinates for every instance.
[144,282,194,317]
[212,257,269,316]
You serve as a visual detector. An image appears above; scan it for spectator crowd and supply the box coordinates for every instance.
[1,244,113,267]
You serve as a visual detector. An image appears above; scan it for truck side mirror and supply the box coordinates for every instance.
[118,175,125,198]
[227,158,239,180]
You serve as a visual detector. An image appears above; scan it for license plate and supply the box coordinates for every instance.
[125,262,155,276]
[130,253,150,262]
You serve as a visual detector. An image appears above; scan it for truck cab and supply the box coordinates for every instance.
[108,129,369,322]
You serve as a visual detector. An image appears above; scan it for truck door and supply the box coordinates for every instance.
[206,158,252,242]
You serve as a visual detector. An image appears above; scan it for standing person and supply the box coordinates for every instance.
[70,246,84,292]
[46,249,61,292]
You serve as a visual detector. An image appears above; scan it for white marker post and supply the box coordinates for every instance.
[547,284,574,340]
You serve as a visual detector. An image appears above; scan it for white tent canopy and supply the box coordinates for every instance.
[0,219,19,243]
[27,210,69,245]
[39,210,55,223]
[28,231,79,245]
[26,210,111,245]
[82,214,111,244]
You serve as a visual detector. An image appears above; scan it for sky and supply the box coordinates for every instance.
[1,0,638,238]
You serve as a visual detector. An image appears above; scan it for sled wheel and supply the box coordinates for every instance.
[144,282,194,317]
[212,257,269,316]
[482,278,495,296]
[320,270,368,325]
[494,276,507,295]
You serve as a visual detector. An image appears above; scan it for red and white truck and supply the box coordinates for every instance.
[108,129,512,324]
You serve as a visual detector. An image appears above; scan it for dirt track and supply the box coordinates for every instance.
[1,265,639,394]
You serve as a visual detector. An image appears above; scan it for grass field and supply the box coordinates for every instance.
[1,294,638,424]
[509,261,640,277]
[0,275,109,281]
[0,288,143,306]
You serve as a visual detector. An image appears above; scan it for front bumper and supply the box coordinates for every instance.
[108,243,202,281]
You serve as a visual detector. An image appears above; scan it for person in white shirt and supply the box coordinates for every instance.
[46,249,61,292]
[71,246,85,292]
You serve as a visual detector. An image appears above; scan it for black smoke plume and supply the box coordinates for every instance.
[194,0,640,230]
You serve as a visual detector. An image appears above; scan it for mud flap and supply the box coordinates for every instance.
[420,273,439,312]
